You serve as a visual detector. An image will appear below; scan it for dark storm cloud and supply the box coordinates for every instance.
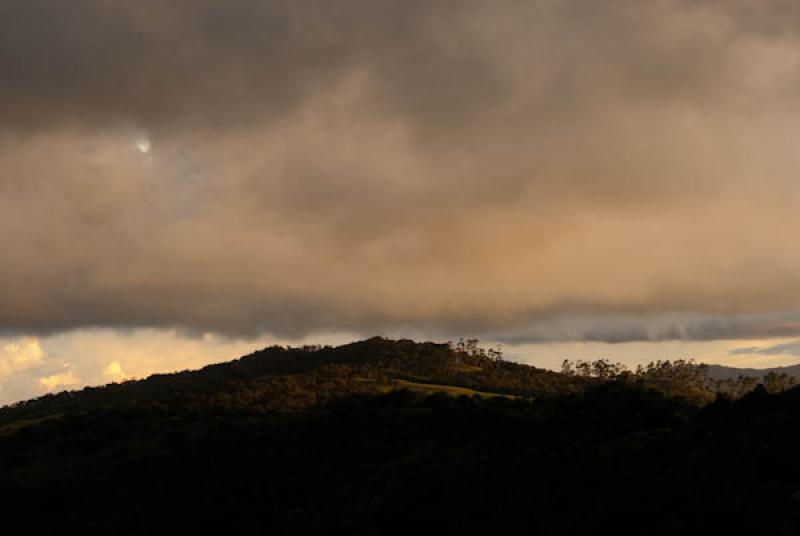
[3,1,800,342]
[0,0,504,132]
[4,0,795,133]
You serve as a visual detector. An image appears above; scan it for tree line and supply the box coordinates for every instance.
[561,358,797,399]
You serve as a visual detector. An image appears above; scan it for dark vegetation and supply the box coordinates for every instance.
[561,357,798,401]
[3,337,800,534]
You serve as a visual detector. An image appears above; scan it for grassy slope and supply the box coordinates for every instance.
[389,379,517,398]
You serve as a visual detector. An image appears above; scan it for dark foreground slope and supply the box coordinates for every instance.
[3,338,800,535]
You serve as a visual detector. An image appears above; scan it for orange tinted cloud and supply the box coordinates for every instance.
[1,1,800,342]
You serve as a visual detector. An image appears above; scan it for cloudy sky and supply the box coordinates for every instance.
[3,0,800,404]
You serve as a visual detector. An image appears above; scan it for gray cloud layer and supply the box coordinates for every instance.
[3,0,800,342]
[730,338,800,357]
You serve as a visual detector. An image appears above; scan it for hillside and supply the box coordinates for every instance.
[5,338,800,534]
[0,337,584,426]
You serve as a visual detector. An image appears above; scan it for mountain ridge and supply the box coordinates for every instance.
[0,337,584,425]
[5,337,797,426]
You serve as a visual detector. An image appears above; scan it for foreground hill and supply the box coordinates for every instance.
[4,338,800,534]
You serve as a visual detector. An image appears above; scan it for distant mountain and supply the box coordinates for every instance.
[706,363,800,381]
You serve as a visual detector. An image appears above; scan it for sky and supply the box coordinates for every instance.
[3,0,800,404]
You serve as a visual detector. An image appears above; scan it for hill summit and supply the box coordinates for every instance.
[0,337,582,424]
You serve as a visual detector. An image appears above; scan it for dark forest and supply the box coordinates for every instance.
[3,338,800,534]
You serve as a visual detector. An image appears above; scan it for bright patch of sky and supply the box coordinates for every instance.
[0,329,356,406]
